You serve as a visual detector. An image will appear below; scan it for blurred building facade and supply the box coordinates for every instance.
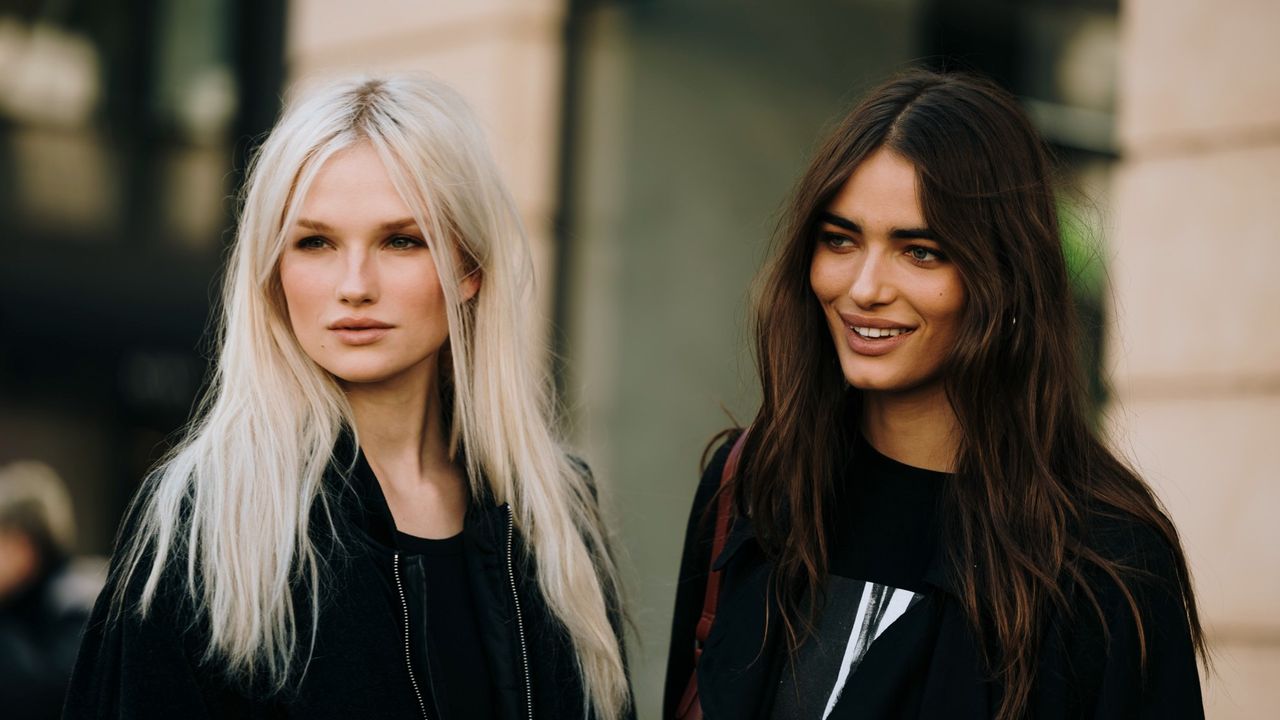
[0,0,285,553]
[0,0,1273,718]
[1108,0,1280,716]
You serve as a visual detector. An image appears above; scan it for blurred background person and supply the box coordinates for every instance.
[0,461,105,720]
[0,1,1275,718]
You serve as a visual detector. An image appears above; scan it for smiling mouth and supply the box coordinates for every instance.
[849,324,915,339]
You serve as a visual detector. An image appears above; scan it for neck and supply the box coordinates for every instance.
[343,355,469,538]
[343,356,454,488]
[860,382,960,473]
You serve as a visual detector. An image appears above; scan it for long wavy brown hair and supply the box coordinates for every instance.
[737,68,1205,719]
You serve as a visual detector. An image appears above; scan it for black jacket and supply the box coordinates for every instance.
[65,446,633,720]
[664,437,1204,719]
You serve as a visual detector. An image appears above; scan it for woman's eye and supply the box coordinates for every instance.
[822,232,854,249]
[296,236,328,250]
[387,235,425,250]
[908,246,943,263]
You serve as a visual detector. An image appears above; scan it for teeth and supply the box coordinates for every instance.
[852,326,907,338]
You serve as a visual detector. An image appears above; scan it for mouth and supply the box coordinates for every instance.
[328,318,394,346]
[838,313,916,357]
[847,324,914,340]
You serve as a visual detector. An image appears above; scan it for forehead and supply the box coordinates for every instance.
[296,143,414,225]
[825,148,924,226]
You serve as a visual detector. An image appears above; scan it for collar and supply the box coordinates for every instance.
[325,434,507,553]
[707,462,961,599]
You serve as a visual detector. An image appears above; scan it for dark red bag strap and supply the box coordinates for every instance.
[675,430,747,719]
[695,433,745,646]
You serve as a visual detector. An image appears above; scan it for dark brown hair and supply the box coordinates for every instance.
[738,68,1205,719]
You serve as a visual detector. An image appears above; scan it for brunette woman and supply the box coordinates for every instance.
[665,69,1204,719]
[66,76,633,719]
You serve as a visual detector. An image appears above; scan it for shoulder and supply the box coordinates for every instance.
[680,429,744,542]
[698,429,744,494]
[562,454,605,512]
[98,480,200,625]
[1036,508,1204,714]
[1056,505,1198,663]
[1079,508,1186,592]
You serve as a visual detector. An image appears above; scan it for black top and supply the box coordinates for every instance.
[771,438,944,719]
[392,528,495,720]
[64,435,636,719]
[665,432,1204,720]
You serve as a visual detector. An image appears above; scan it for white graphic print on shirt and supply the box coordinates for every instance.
[770,577,922,720]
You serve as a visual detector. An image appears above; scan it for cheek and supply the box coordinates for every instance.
[809,252,839,303]
[278,259,335,338]
[398,262,449,328]
[420,261,447,309]
[278,265,317,321]
[924,274,966,339]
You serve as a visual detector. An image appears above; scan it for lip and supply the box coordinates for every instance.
[328,317,394,330]
[837,311,916,357]
[327,317,394,346]
[838,312,914,330]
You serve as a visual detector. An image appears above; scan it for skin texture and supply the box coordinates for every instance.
[278,143,477,538]
[809,148,965,471]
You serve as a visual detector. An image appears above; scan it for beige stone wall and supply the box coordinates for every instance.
[1112,1,1280,717]
[286,0,567,328]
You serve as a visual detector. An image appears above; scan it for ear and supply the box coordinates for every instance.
[459,269,481,303]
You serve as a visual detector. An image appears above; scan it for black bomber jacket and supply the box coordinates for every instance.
[64,443,634,720]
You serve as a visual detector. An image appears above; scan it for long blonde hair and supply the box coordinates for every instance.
[114,76,629,718]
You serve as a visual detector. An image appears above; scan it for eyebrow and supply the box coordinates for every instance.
[818,211,936,240]
[295,217,422,234]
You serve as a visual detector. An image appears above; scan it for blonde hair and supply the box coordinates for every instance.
[115,76,629,718]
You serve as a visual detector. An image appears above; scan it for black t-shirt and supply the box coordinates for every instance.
[770,438,946,720]
[394,530,496,720]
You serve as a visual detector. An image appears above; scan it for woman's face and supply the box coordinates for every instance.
[278,142,477,387]
[809,148,965,399]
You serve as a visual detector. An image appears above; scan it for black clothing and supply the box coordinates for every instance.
[393,529,495,720]
[826,437,941,593]
[65,442,633,719]
[1,559,101,720]
[664,435,1204,719]
[771,439,943,719]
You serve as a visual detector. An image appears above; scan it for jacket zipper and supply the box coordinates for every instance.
[506,506,534,720]
[394,552,430,720]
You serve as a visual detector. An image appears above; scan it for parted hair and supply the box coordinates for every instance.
[113,76,629,719]
[739,68,1204,720]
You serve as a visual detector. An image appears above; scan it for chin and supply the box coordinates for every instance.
[331,371,395,385]
[838,364,891,392]
[845,376,904,393]
[320,360,411,385]
[840,365,945,398]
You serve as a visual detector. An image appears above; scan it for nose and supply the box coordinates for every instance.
[337,249,378,306]
[848,250,895,309]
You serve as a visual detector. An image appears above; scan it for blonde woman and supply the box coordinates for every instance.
[66,76,633,720]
